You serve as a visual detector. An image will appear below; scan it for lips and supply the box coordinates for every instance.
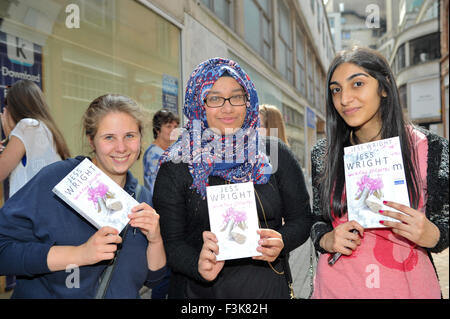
[219,117,237,124]
[111,155,130,163]
[343,107,360,115]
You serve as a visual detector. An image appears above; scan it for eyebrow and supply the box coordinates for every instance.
[99,130,139,137]
[208,88,245,95]
[329,72,369,86]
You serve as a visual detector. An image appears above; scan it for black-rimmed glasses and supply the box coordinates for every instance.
[204,94,247,108]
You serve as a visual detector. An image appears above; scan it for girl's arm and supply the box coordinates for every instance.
[46,226,123,271]
[0,136,25,182]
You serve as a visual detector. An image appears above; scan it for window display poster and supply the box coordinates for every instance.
[162,74,178,114]
[0,30,42,113]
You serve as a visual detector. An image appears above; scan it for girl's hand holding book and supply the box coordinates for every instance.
[379,201,440,248]
[320,221,364,255]
[128,202,162,244]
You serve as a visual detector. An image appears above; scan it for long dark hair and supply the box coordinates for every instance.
[6,80,70,159]
[320,47,420,221]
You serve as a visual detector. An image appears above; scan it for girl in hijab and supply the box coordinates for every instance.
[153,58,314,298]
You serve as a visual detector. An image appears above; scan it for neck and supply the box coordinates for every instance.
[154,138,170,150]
[351,126,382,144]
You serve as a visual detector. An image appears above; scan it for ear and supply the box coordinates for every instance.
[87,135,95,152]
[381,90,388,98]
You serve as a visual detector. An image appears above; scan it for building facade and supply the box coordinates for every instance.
[325,0,386,51]
[0,0,335,195]
[378,0,445,137]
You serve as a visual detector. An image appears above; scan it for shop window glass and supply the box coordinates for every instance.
[0,0,181,184]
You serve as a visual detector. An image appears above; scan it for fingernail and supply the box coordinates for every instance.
[379,210,384,214]
[383,201,388,204]
[379,220,384,224]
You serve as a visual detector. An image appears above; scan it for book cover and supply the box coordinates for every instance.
[206,182,262,261]
[344,136,410,229]
[52,158,138,233]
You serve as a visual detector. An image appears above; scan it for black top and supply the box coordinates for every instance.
[153,137,314,298]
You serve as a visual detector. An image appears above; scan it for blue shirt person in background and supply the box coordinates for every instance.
[142,109,179,299]
[143,109,179,194]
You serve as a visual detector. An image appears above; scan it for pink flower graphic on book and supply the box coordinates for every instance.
[353,175,385,215]
[355,175,383,200]
[88,183,123,213]
[220,207,248,244]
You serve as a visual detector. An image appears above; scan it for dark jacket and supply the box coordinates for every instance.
[153,137,314,298]
[0,156,167,298]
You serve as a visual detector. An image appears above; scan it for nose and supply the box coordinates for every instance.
[221,99,234,113]
[115,138,127,153]
[340,88,354,106]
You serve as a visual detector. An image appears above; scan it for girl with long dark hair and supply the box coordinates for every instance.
[0,80,70,198]
[310,47,448,298]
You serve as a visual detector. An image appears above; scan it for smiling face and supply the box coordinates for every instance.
[329,62,385,141]
[204,76,247,135]
[89,111,141,185]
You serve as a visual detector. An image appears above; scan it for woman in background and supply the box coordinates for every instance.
[0,80,70,198]
[259,104,289,146]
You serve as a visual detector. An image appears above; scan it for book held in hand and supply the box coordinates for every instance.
[52,158,138,233]
[206,181,262,261]
[344,136,410,229]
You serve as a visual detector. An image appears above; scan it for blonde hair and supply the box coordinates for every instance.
[259,104,289,146]
[82,94,147,157]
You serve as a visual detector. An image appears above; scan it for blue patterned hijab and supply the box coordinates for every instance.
[160,58,271,198]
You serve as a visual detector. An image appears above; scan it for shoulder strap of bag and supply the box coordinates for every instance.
[94,184,143,299]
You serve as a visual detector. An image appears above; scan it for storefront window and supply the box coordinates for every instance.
[1,0,181,184]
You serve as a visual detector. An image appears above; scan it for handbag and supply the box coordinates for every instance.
[94,184,143,299]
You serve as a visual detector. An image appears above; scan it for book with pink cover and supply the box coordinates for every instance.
[206,182,262,261]
[52,158,138,233]
[344,136,410,229]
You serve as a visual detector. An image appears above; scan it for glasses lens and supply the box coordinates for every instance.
[206,96,224,108]
[230,95,246,106]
